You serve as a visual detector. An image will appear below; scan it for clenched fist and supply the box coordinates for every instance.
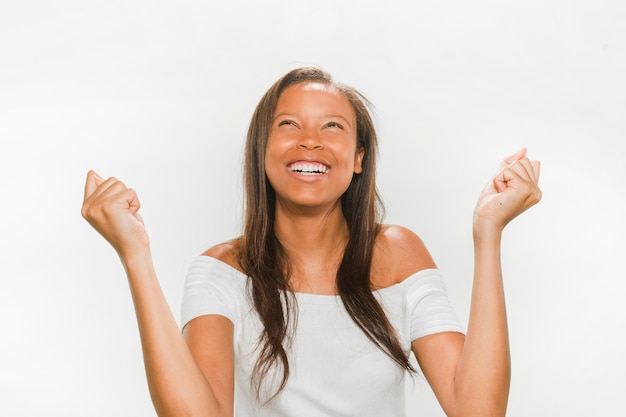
[81,170,149,258]
[473,148,542,236]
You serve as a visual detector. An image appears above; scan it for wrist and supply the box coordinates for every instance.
[472,220,503,245]
[118,245,153,272]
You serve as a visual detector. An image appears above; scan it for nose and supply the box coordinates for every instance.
[297,129,324,150]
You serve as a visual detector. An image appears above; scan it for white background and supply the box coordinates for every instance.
[1,1,625,416]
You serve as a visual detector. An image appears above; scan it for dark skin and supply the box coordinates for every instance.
[82,81,541,417]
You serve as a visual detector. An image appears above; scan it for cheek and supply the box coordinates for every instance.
[264,137,278,164]
[329,142,359,169]
[265,135,290,161]
[264,147,282,172]
[263,148,282,187]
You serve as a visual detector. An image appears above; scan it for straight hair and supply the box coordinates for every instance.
[237,67,415,401]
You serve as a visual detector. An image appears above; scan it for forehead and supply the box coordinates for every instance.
[276,81,354,117]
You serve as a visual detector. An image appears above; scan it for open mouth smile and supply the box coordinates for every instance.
[288,162,330,175]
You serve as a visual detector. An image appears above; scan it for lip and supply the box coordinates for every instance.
[287,156,331,169]
[286,157,332,179]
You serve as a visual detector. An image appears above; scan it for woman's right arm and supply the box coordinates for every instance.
[81,170,234,417]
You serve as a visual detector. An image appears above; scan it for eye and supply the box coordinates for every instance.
[324,121,344,130]
[278,119,298,128]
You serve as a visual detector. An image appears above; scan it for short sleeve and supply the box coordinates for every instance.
[180,256,246,329]
[403,269,465,340]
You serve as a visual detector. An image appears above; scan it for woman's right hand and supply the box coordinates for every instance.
[81,170,149,258]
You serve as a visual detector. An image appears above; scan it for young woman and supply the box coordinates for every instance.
[82,67,542,417]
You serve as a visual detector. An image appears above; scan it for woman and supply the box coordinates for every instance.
[82,67,541,417]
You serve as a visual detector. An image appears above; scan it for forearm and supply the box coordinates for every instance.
[452,228,511,417]
[438,150,540,416]
[121,250,225,417]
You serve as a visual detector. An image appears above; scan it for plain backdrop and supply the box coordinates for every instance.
[1,1,625,416]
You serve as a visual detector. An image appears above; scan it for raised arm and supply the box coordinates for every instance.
[81,170,233,417]
[412,149,542,417]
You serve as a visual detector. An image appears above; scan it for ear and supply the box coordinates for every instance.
[354,147,365,174]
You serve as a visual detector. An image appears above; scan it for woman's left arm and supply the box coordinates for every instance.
[412,149,542,417]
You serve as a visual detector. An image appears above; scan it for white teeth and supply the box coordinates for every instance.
[289,162,329,174]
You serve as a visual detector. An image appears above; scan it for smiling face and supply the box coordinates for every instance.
[264,81,364,211]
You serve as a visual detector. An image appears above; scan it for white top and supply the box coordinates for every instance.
[181,256,465,417]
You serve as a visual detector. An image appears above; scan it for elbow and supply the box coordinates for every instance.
[447,375,511,417]
[447,403,509,417]
[151,390,233,417]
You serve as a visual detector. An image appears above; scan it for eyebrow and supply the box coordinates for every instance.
[273,113,354,128]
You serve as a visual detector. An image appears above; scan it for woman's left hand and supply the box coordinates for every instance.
[473,148,542,235]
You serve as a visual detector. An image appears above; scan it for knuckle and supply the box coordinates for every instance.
[112,181,126,191]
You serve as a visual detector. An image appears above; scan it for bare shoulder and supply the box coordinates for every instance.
[201,238,244,273]
[371,224,437,288]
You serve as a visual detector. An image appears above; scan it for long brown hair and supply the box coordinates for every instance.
[238,67,415,401]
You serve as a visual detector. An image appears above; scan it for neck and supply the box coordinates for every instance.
[273,200,348,293]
